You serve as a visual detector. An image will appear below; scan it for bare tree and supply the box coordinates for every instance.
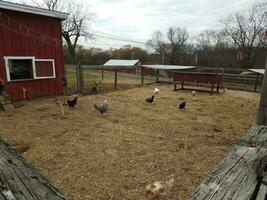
[147,27,188,64]
[166,27,188,64]
[196,30,227,66]
[43,0,59,10]
[34,0,94,64]
[147,31,167,64]
[221,4,267,67]
[62,3,94,63]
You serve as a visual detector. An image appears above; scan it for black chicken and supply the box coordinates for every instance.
[67,96,78,109]
[146,95,154,103]
[179,101,186,109]
[94,100,108,114]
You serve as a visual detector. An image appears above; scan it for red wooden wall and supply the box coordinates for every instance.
[0,8,65,101]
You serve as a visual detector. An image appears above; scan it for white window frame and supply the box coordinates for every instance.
[35,59,56,79]
[4,56,56,81]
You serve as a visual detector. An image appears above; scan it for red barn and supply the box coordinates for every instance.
[0,1,68,101]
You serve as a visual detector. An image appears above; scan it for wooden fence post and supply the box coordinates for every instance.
[114,69,118,90]
[221,68,225,88]
[76,65,83,94]
[156,69,159,83]
[256,56,267,125]
[102,70,104,80]
[254,73,259,92]
[141,67,144,85]
[80,66,84,94]
[76,65,80,94]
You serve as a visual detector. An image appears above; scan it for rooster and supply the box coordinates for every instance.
[179,101,186,109]
[146,95,154,103]
[94,99,108,114]
[67,96,78,109]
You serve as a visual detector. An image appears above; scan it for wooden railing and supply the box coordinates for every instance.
[189,126,267,200]
[0,139,68,199]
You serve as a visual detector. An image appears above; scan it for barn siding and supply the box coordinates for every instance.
[0,9,64,101]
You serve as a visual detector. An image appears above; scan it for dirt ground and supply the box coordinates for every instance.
[0,84,260,200]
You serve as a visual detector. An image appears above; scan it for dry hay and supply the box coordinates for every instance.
[0,84,259,200]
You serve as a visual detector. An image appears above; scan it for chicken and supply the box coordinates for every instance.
[192,90,196,96]
[154,88,160,95]
[94,99,108,114]
[146,95,154,103]
[67,96,78,109]
[145,178,174,196]
[179,101,186,109]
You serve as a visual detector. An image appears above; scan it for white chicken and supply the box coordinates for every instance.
[145,178,174,196]
[192,90,196,96]
[154,88,160,95]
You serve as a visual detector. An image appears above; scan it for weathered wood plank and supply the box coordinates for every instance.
[256,183,267,200]
[0,139,68,200]
[255,171,267,200]
[189,126,267,200]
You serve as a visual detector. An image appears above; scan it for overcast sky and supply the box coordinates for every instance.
[85,0,263,50]
[15,0,264,49]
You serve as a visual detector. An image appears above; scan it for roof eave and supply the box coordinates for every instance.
[0,1,68,20]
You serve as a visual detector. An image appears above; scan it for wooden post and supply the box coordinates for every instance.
[221,68,225,88]
[257,56,267,125]
[254,73,259,92]
[211,83,214,95]
[102,70,104,80]
[76,65,81,94]
[141,67,144,85]
[76,65,83,94]
[156,69,159,83]
[114,69,118,90]
[80,67,84,94]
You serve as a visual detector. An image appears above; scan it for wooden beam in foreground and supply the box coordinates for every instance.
[190,126,267,200]
[0,139,68,200]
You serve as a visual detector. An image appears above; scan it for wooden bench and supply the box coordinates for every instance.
[173,72,222,95]
[189,126,267,200]
[0,139,68,200]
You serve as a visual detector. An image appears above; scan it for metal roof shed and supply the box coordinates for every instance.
[103,59,140,89]
[104,59,140,67]
[249,69,265,74]
[141,64,197,83]
[240,69,265,91]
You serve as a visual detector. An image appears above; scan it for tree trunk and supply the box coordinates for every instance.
[63,33,77,64]
[256,56,267,125]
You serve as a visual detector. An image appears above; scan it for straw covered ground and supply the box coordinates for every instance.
[0,84,259,200]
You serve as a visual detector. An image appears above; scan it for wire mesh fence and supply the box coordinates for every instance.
[65,65,264,95]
